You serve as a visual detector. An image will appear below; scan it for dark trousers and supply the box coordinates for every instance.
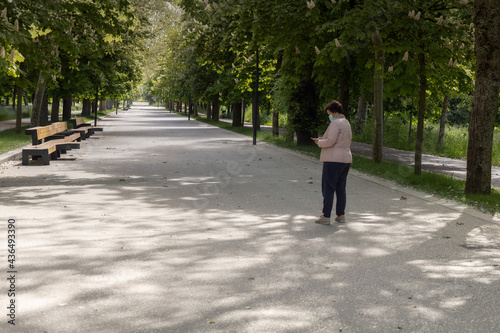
[322,162,351,218]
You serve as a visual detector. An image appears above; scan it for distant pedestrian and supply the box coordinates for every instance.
[311,100,352,225]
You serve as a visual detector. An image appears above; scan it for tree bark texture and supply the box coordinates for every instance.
[272,110,279,136]
[51,94,60,123]
[232,102,242,127]
[371,28,384,163]
[465,0,500,195]
[290,63,319,146]
[206,102,212,120]
[355,96,367,135]
[40,94,49,125]
[212,96,220,122]
[82,98,91,117]
[62,96,72,121]
[437,95,449,149]
[15,84,23,133]
[273,53,283,136]
[414,52,427,175]
[252,49,260,140]
[30,72,46,127]
[12,85,16,109]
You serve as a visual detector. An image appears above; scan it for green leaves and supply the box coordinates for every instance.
[1,0,144,100]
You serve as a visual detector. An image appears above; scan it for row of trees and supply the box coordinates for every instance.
[145,0,499,195]
[0,0,146,130]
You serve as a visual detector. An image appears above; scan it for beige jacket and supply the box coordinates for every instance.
[318,116,352,163]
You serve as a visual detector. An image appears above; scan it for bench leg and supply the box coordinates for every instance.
[22,152,29,165]
[43,152,51,165]
[49,151,58,162]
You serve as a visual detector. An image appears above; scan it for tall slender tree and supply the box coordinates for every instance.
[465,0,500,195]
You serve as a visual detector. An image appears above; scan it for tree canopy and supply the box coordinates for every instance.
[1,0,147,125]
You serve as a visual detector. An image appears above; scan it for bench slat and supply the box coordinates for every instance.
[25,122,69,144]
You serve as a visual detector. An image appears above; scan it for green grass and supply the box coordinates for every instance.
[0,127,31,154]
[354,115,500,166]
[179,111,500,216]
[0,103,84,122]
[0,105,31,121]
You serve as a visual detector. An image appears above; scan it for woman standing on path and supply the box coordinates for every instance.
[312,100,352,225]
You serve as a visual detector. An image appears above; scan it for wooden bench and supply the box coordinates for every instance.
[23,122,81,165]
[69,117,103,139]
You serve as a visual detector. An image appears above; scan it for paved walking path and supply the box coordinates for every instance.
[1,103,500,332]
[2,110,500,189]
[0,117,31,132]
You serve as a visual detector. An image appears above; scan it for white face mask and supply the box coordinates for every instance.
[329,114,335,122]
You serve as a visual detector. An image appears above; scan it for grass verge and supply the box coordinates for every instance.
[179,111,500,216]
[0,127,31,155]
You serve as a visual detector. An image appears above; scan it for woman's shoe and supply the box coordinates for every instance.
[335,215,345,223]
[315,215,331,225]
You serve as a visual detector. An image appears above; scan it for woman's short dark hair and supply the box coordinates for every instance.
[324,100,343,115]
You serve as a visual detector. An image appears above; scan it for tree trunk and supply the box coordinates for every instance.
[212,96,220,122]
[292,80,319,146]
[206,102,212,120]
[355,96,367,134]
[371,28,384,163]
[252,50,260,143]
[414,52,426,175]
[82,98,91,116]
[241,99,246,126]
[273,53,282,137]
[15,84,23,133]
[232,102,242,127]
[408,98,414,141]
[437,95,449,149]
[62,96,72,121]
[12,85,16,109]
[285,125,294,142]
[51,93,60,123]
[31,71,46,127]
[272,110,279,136]
[465,0,500,195]
[40,93,49,125]
[291,64,318,146]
